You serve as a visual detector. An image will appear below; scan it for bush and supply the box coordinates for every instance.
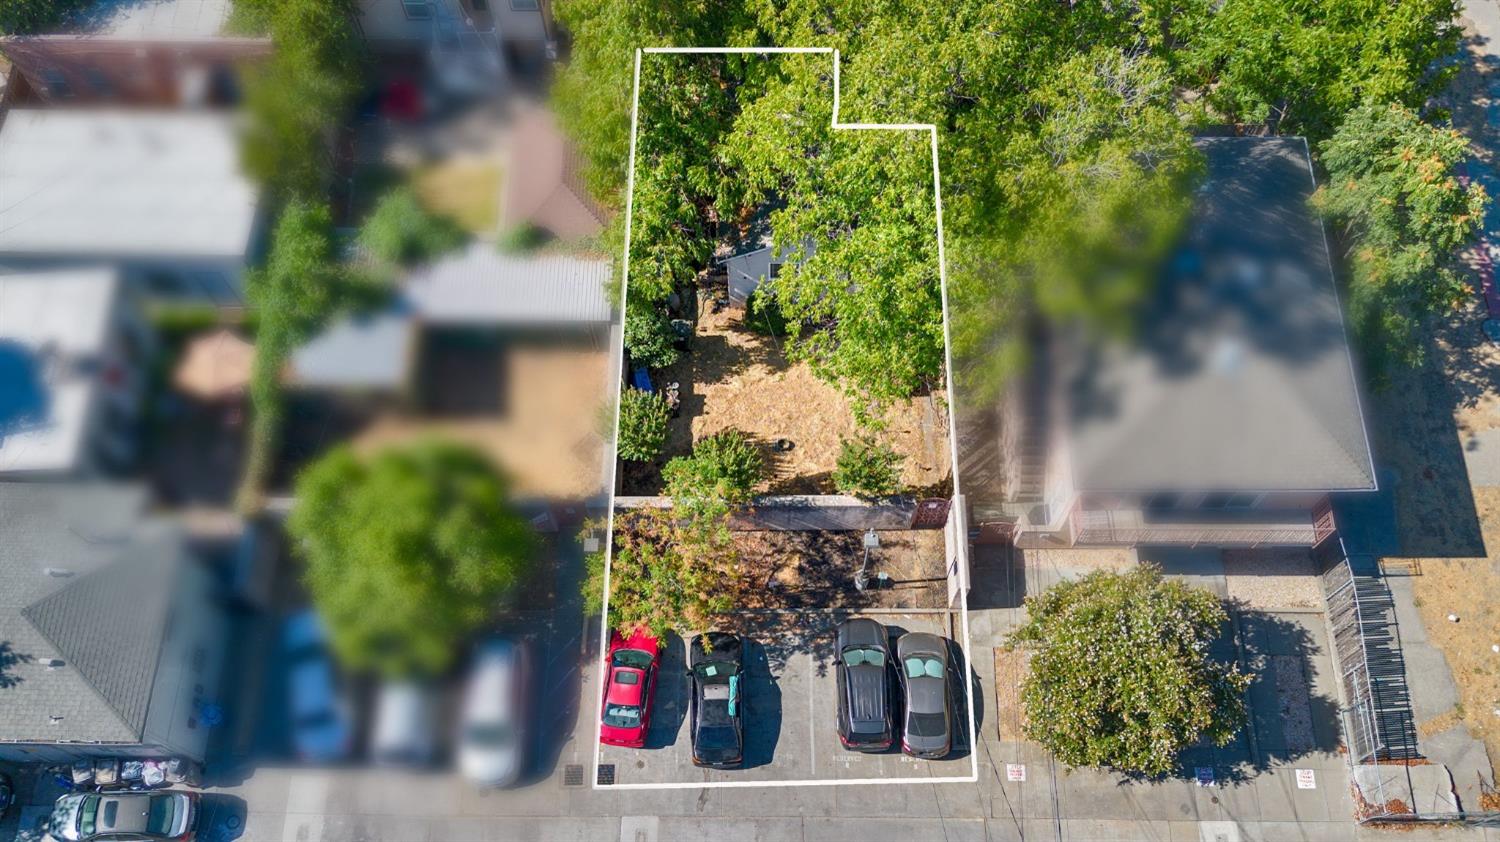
[617,388,670,462]
[743,286,787,336]
[624,305,682,369]
[663,430,763,505]
[833,435,904,498]
[1009,566,1250,776]
[358,187,466,266]
[498,223,549,254]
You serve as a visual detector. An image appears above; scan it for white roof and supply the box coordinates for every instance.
[403,243,612,326]
[80,0,232,39]
[0,109,258,260]
[0,268,120,475]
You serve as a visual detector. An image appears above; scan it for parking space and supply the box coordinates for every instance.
[595,611,974,786]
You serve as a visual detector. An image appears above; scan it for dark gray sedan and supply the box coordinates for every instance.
[896,631,952,759]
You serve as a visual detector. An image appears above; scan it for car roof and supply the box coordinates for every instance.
[465,645,520,722]
[844,660,888,723]
[289,659,336,717]
[374,682,436,746]
[282,610,327,650]
[606,665,647,706]
[97,793,157,833]
[837,617,889,651]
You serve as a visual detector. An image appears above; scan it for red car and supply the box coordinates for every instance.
[599,628,660,747]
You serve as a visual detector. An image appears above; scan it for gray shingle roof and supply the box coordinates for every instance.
[0,483,182,744]
[1062,137,1376,493]
[403,243,612,326]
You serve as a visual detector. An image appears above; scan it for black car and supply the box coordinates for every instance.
[834,618,895,751]
[687,631,745,768]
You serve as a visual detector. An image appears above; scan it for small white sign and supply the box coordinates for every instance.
[1006,763,1026,782]
[1296,769,1316,790]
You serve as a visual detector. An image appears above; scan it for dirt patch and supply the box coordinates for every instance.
[624,300,951,495]
[1223,548,1321,610]
[1408,489,1500,784]
[731,529,947,611]
[354,340,610,499]
[994,647,1031,742]
[411,158,502,235]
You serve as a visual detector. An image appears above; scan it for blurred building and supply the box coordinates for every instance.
[0,108,263,303]
[972,136,1376,549]
[501,107,608,240]
[0,268,153,479]
[0,0,269,108]
[0,483,229,764]
[355,0,552,93]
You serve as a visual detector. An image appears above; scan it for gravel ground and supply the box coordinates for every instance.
[1222,549,1322,609]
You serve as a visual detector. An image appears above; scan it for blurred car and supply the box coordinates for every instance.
[44,791,197,841]
[372,680,441,768]
[458,638,530,787]
[896,632,952,759]
[599,628,661,748]
[687,631,745,768]
[0,772,12,819]
[282,610,353,763]
[834,618,895,751]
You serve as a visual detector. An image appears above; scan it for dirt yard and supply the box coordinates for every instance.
[1409,486,1500,779]
[732,529,948,610]
[622,300,952,496]
[355,339,610,499]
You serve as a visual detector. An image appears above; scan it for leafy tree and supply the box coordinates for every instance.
[662,430,764,506]
[1009,566,1250,777]
[238,201,343,510]
[601,506,736,638]
[1314,102,1488,376]
[743,286,787,336]
[288,441,538,678]
[833,436,904,498]
[0,0,90,34]
[616,387,670,461]
[1186,0,1460,140]
[358,187,466,266]
[623,303,681,369]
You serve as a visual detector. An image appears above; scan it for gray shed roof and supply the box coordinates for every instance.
[288,310,415,390]
[0,483,185,745]
[403,242,612,326]
[1062,137,1375,493]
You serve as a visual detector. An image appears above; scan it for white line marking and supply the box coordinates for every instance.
[597,46,979,790]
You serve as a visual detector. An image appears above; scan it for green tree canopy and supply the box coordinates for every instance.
[1315,102,1487,375]
[358,187,467,266]
[1010,566,1250,776]
[288,442,538,678]
[597,506,737,638]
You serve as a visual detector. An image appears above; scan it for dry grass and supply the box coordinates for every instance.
[732,529,947,610]
[1409,496,1500,783]
[994,648,1031,742]
[411,158,503,235]
[628,301,951,495]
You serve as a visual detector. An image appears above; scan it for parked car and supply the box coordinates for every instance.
[282,610,354,763]
[458,638,530,787]
[0,772,12,819]
[834,618,895,751]
[371,681,441,768]
[599,627,661,748]
[687,631,745,768]
[43,791,197,841]
[896,632,953,759]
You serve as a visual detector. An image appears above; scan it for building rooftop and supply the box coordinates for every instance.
[0,268,122,476]
[502,108,608,240]
[0,109,258,260]
[403,242,612,326]
[65,0,232,40]
[0,483,183,745]
[1061,136,1376,493]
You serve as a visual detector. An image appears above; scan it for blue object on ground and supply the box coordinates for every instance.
[631,366,653,393]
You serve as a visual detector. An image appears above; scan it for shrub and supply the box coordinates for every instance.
[743,286,787,336]
[833,435,904,498]
[358,187,466,266]
[616,388,670,462]
[663,430,763,505]
[498,223,549,254]
[1009,566,1250,776]
[624,305,682,369]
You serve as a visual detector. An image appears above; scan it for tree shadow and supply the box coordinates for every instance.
[945,634,984,760]
[0,642,34,689]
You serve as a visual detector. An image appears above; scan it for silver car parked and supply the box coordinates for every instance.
[895,631,952,759]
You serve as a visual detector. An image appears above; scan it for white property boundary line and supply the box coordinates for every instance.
[595,46,978,790]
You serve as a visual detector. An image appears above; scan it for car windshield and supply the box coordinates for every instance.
[464,723,514,747]
[79,796,100,836]
[146,795,177,836]
[612,648,654,670]
[603,703,642,728]
[908,711,948,738]
[694,661,739,681]
[903,656,944,680]
[843,647,886,668]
